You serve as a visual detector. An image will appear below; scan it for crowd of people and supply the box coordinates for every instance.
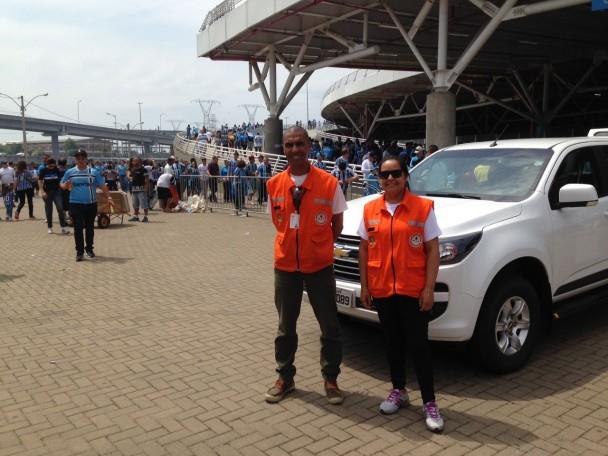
[186,122,265,152]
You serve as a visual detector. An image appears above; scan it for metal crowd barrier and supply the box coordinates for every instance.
[176,175,270,216]
[172,134,378,202]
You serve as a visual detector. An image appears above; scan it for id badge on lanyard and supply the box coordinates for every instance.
[289,213,300,229]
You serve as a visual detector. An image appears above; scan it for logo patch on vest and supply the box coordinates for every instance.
[315,212,328,225]
[409,233,423,248]
[369,237,376,248]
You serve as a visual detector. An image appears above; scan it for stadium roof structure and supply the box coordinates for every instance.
[197,0,608,147]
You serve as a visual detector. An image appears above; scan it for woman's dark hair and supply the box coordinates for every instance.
[16,160,27,172]
[378,155,409,175]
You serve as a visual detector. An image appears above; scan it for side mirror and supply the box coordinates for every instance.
[558,183,598,208]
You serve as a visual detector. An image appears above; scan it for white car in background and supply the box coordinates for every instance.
[333,131,608,373]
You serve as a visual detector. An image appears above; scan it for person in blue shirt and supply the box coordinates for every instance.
[312,153,326,170]
[117,160,128,192]
[60,149,111,262]
[233,160,248,211]
[256,155,271,205]
[220,159,232,202]
[322,140,335,161]
[331,160,359,198]
[14,161,35,220]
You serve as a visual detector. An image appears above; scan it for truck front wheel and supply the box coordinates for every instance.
[475,276,541,374]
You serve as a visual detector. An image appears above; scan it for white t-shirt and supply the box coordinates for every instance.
[157,173,173,188]
[163,164,174,175]
[266,172,348,215]
[254,134,264,148]
[198,164,208,176]
[0,167,15,185]
[361,159,376,179]
[357,205,441,242]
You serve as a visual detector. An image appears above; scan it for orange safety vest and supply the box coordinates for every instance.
[267,165,337,273]
[363,191,434,299]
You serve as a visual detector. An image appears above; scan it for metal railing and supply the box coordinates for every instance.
[175,175,270,216]
[200,0,245,31]
[172,134,374,205]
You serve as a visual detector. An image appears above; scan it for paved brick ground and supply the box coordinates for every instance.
[1,199,608,455]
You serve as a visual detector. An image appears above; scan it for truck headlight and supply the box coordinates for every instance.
[439,232,482,265]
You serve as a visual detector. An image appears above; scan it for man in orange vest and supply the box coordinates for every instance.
[265,126,346,405]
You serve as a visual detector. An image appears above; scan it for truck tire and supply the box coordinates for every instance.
[475,275,540,374]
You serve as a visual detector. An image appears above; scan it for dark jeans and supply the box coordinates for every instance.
[16,188,34,217]
[44,190,67,228]
[257,178,268,204]
[374,294,435,403]
[209,178,218,202]
[274,266,342,381]
[69,203,97,254]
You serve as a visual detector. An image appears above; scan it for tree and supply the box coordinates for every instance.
[64,138,77,154]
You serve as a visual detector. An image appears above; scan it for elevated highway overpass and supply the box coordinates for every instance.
[0,113,177,157]
[197,0,607,150]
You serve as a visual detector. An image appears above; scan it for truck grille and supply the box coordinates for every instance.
[334,234,361,283]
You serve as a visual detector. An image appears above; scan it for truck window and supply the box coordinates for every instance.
[549,147,602,208]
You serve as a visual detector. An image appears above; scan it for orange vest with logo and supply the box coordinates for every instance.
[267,166,337,273]
[363,191,434,298]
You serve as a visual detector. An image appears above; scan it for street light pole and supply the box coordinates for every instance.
[106,112,117,155]
[77,99,82,123]
[138,102,143,153]
[159,113,165,154]
[0,92,48,162]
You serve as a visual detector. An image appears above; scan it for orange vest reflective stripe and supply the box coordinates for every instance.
[267,166,337,273]
[363,191,433,298]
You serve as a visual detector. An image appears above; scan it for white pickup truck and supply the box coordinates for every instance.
[333,131,608,373]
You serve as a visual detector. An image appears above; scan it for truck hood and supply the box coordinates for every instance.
[342,194,522,237]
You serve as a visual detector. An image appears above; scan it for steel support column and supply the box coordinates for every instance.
[51,133,59,159]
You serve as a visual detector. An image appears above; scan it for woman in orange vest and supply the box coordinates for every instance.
[358,156,444,432]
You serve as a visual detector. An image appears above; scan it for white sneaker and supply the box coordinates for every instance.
[61,227,70,234]
[423,401,444,432]
[47,228,52,234]
[379,389,409,414]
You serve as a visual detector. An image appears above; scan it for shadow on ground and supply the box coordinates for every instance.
[340,299,608,401]
[92,256,134,265]
[0,274,25,283]
[290,389,537,445]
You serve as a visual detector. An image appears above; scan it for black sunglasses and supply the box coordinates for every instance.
[378,169,404,179]
[291,186,306,211]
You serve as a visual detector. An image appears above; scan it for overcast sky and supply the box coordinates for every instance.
[0,0,352,143]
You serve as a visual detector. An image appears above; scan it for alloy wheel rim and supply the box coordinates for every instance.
[495,296,530,356]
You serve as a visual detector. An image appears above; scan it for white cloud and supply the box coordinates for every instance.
[0,0,351,142]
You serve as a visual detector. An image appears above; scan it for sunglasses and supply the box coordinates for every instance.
[291,186,306,211]
[284,141,306,149]
[378,169,404,179]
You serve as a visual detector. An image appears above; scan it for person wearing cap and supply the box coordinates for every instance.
[265,126,346,405]
[60,149,112,262]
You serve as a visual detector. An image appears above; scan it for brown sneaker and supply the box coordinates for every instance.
[324,380,344,405]
[265,378,295,403]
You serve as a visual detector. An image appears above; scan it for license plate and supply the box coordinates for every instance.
[336,288,355,308]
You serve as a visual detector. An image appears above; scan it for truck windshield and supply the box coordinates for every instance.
[409,148,553,202]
